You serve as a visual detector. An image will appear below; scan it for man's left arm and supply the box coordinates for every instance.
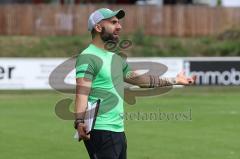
[124,70,196,88]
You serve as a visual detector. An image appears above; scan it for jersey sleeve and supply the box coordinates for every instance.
[122,58,131,78]
[75,54,96,81]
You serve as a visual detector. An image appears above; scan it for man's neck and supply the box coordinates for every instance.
[91,38,105,50]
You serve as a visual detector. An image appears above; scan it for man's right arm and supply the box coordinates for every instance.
[75,78,92,140]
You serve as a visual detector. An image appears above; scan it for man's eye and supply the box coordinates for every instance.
[112,21,117,24]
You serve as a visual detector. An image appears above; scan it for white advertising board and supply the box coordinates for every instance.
[0,58,71,89]
[0,57,183,90]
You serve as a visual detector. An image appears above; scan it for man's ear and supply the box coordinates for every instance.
[95,24,102,33]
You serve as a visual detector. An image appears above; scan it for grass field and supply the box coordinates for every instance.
[0,86,239,159]
[1,32,240,57]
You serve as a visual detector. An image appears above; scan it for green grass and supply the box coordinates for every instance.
[1,30,240,57]
[0,35,91,57]
[0,87,239,159]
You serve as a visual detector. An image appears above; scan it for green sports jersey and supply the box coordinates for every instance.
[75,44,131,132]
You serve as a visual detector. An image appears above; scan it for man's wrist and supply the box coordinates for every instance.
[168,77,177,85]
[151,76,177,87]
[74,118,84,129]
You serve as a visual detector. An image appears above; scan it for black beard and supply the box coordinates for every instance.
[100,27,119,43]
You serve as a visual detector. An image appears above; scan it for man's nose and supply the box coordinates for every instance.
[116,23,122,30]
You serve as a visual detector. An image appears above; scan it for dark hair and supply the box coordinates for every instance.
[91,29,97,39]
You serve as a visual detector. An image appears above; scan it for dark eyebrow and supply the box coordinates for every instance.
[110,19,118,23]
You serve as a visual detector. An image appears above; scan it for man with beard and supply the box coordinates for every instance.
[74,8,196,159]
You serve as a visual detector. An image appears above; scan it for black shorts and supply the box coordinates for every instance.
[83,129,127,159]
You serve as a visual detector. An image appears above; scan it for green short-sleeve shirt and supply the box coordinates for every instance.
[76,44,131,132]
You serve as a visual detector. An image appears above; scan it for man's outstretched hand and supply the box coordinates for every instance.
[176,71,196,85]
